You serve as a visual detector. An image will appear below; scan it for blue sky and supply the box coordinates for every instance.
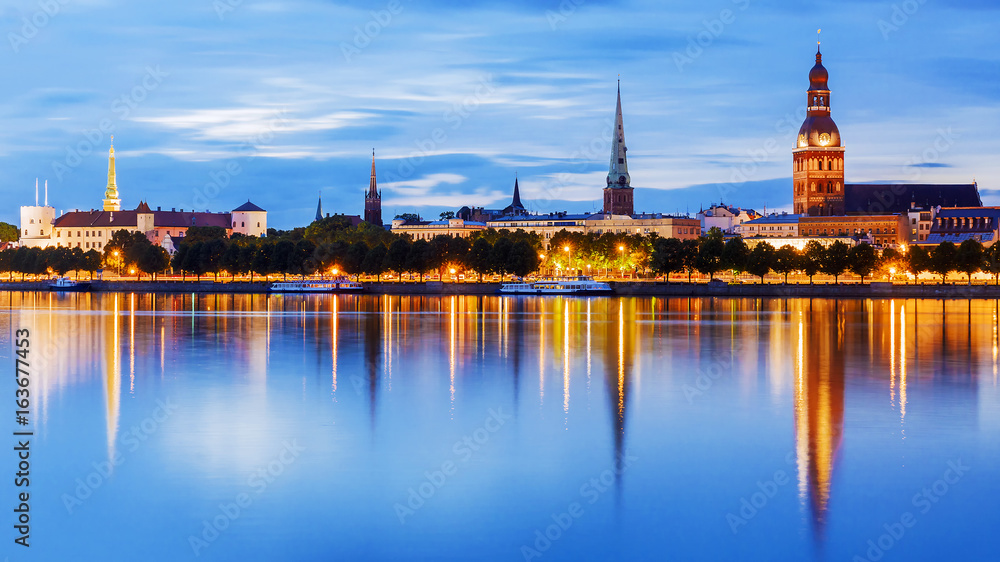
[1,0,998,229]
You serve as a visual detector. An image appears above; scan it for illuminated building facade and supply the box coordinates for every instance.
[19,141,267,249]
[790,44,983,247]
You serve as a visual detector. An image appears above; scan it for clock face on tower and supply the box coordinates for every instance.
[798,134,807,148]
[819,133,831,146]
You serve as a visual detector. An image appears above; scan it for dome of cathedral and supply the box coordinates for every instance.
[797,115,841,148]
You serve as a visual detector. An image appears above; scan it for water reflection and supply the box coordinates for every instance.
[794,299,844,537]
[5,291,997,557]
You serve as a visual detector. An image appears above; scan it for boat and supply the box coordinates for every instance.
[268,279,364,293]
[48,277,92,292]
[498,276,614,295]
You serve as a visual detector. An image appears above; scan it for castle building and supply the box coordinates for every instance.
[364,150,383,226]
[19,141,266,249]
[603,82,634,216]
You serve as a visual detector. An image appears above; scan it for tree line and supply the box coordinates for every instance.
[5,219,1000,285]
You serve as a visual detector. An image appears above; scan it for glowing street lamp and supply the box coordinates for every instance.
[618,245,626,279]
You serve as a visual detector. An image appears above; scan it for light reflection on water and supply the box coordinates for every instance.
[2,292,999,561]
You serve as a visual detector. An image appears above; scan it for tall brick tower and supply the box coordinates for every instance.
[793,41,846,216]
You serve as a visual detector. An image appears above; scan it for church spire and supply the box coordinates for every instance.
[607,80,630,188]
[364,149,383,226]
[368,149,378,197]
[511,177,524,210]
[315,192,324,222]
[103,136,121,212]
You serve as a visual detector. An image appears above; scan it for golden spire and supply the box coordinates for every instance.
[103,135,121,211]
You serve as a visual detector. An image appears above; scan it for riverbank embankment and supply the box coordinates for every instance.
[4,280,1000,299]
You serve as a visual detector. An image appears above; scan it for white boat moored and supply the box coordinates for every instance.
[498,276,613,295]
[269,280,364,293]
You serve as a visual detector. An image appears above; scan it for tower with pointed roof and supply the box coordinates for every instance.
[793,36,845,217]
[365,150,383,226]
[603,82,634,216]
[315,192,324,222]
[502,177,526,215]
[103,137,121,212]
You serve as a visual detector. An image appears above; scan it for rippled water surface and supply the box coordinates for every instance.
[2,292,998,561]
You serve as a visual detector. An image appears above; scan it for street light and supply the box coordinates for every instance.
[563,245,571,276]
[618,245,626,279]
[449,268,456,282]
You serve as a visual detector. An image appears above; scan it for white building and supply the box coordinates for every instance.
[697,204,760,234]
[737,213,802,238]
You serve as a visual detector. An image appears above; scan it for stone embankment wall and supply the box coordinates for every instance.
[2,280,999,299]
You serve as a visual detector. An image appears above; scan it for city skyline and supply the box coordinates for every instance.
[2,1,998,229]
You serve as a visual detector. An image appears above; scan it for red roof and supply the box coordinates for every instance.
[53,209,231,229]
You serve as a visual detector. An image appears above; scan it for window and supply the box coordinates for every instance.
[241,222,245,227]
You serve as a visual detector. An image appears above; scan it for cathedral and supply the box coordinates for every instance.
[19,140,267,250]
[791,43,981,245]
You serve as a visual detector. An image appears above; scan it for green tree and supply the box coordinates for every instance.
[0,249,14,280]
[139,245,171,280]
[0,222,19,244]
[955,239,984,284]
[746,242,775,283]
[906,245,930,284]
[182,242,207,280]
[289,239,317,278]
[721,237,750,278]
[395,213,420,223]
[802,241,824,283]
[681,239,699,283]
[820,241,851,284]
[82,249,102,280]
[251,243,274,280]
[439,211,456,220]
[272,239,296,280]
[489,237,514,277]
[650,237,687,283]
[848,243,879,284]
[507,240,540,278]
[182,226,229,244]
[405,239,434,281]
[384,239,411,277]
[466,238,492,281]
[985,243,1000,285]
[200,238,227,280]
[696,227,726,281]
[773,245,801,284]
[223,242,243,279]
[929,241,958,283]
[362,245,388,280]
[342,242,369,278]
[304,215,357,244]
